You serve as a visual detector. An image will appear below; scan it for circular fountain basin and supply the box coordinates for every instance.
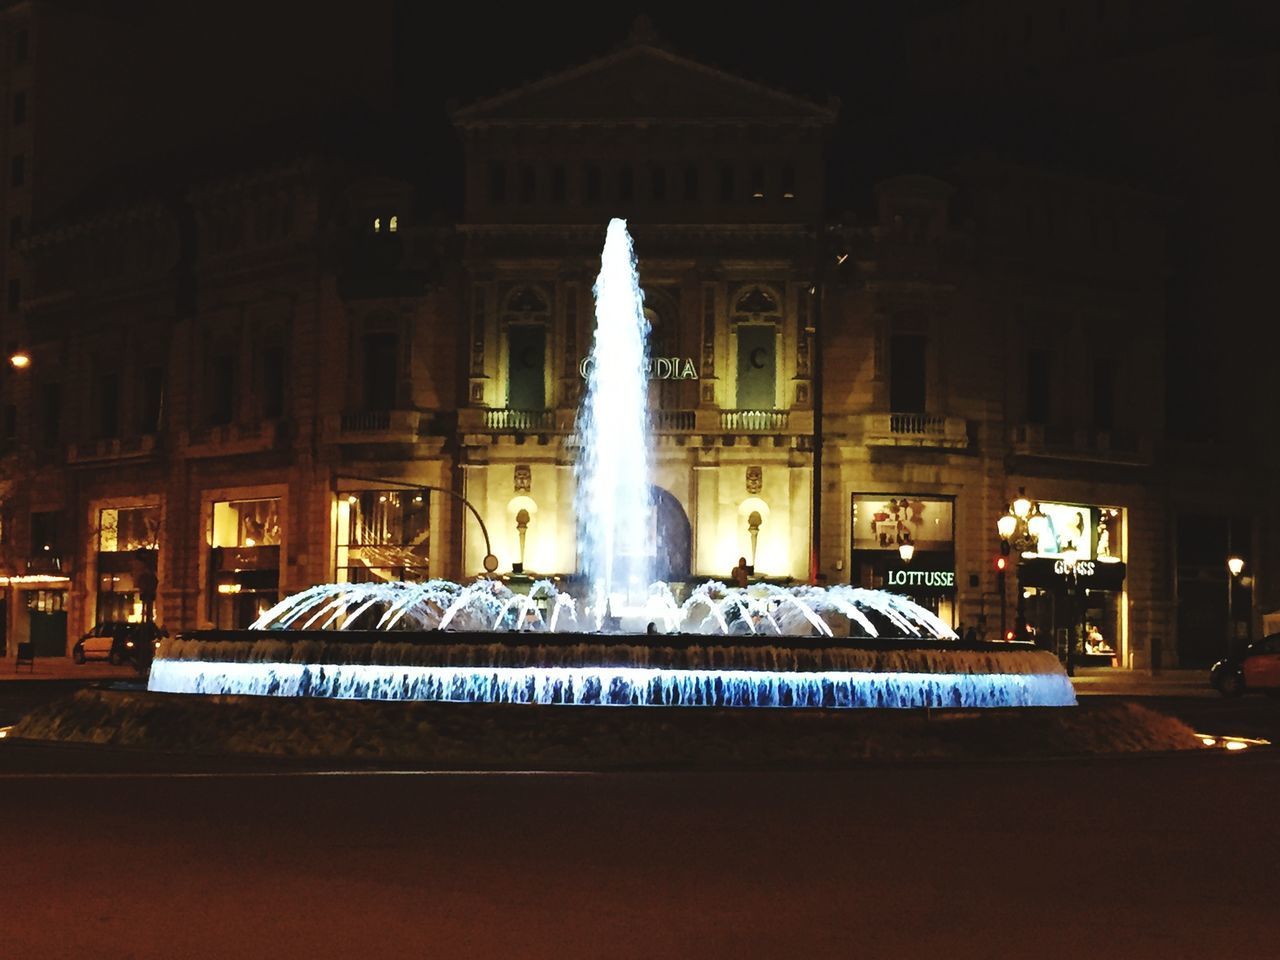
[148,630,1077,709]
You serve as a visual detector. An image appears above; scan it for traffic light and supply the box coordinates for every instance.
[994,555,1008,573]
[999,538,1011,557]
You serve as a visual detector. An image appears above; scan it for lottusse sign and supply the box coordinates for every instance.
[580,356,700,381]
[887,569,956,589]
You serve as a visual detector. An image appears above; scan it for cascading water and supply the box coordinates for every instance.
[575,219,653,626]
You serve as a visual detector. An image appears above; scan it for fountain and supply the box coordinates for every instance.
[148,219,1075,709]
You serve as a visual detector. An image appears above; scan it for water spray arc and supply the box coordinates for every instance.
[575,219,653,624]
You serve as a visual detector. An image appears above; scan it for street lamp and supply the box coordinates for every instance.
[898,541,915,563]
[997,488,1047,645]
[9,350,30,369]
[1227,556,1245,656]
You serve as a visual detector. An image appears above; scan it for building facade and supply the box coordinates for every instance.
[0,26,1217,669]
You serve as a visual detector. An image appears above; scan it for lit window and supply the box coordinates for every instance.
[389,215,398,233]
[373,217,381,233]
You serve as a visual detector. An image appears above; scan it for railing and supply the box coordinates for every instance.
[1011,423,1146,462]
[482,408,556,432]
[861,413,969,449]
[340,410,392,433]
[889,412,949,436]
[720,409,789,432]
[182,420,279,457]
[650,409,696,432]
[67,434,159,464]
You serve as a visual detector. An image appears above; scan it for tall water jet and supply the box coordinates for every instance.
[575,219,653,625]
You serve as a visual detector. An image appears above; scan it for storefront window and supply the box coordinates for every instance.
[851,494,956,626]
[1017,501,1126,667]
[97,505,160,625]
[211,497,282,628]
[212,498,281,548]
[336,490,429,583]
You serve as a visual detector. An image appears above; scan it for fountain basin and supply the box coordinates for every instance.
[148,632,1077,708]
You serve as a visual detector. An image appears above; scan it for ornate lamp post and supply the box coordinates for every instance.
[997,487,1046,644]
[1227,556,1245,656]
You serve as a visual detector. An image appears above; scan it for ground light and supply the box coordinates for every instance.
[1194,733,1271,751]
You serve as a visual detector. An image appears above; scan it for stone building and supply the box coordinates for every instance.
[0,25,1185,669]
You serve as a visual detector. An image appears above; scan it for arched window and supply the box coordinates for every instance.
[732,285,782,409]
[503,286,550,410]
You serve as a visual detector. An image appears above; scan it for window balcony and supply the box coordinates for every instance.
[719,409,791,433]
[859,412,969,449]
[67,433,158,465]
[1010,423,1149,463]
[181,420,282,458]
[323,409,440,445]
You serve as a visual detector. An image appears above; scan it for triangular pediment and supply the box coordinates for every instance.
[453,43,837,125]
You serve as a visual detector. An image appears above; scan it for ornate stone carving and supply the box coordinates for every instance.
[746,465,762,495]
[514,464,532,493]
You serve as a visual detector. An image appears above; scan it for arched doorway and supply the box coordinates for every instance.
[651,486,691,582]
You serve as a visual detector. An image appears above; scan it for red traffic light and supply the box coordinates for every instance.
[994,556,1008,572]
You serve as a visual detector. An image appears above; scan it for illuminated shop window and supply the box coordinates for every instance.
[212,498,281,548]
[335,490,430,584]
[210,497,282,629]
[97,505,160,624]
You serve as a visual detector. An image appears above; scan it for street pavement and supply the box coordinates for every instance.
[1,752,1277,959]
[0,662,1277,958]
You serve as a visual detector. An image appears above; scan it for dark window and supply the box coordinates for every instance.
[6,277,18,310]
[618,165,634,202]
[362,332,398,411]
[781,164,796,199]
[140,366,163,433]
[650,165,666,203]
[262,345,285,419]
[11,154,24,187]
[97,373,119,439]
[750,166,765,200]
[719,164,735,202]
[550,165,566,204]
[506,325,546,409]
[12,90,25,125]
[488,163,506,203]
[1092,358,1115,430]
[39,382,60,448]
[9,215,22,246]
[30,511,63,559]
[889,334,927,413]
[584,163,601,203]
[519,164,535,203]
[15,29,28,63]
[209,353,235,425]
[1027,349,1051,424]
[736,325,777,409]
[683,164,699,202]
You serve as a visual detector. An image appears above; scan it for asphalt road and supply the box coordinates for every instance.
[2,749,1277,959]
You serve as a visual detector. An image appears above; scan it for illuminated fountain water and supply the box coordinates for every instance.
[147,219,1076,709]
[576,218,652,625]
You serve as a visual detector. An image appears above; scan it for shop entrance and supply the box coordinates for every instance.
[27,589,68,657]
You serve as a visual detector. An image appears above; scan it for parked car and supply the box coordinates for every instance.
[72,622,166,669]
[1210,634,1280,697]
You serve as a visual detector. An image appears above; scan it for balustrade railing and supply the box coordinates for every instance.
[482,408,556,432]
[340,410,392,432]
[889,412,948,436]
[720,409,789,432]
